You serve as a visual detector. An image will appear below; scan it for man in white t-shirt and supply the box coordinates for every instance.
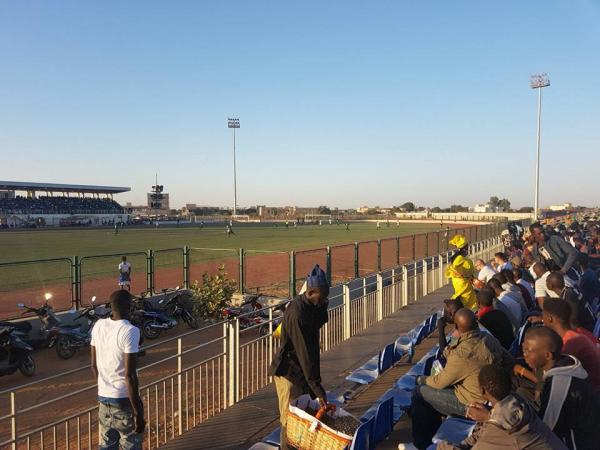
[118,256,132,292]
[487,278,523,326]
[91,290,144,449]
[475,259,496,283]
[532,262,551,309]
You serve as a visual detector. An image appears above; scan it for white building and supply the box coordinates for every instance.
[548,202,573,211]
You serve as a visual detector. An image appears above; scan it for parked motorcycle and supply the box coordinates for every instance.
[222,296,284,336]
[54,296,108,360]
[157,288,198,330]
[131,291,178,340]
[14,300,63,349]
[0,325,36,377]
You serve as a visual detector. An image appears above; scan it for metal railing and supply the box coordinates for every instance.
[0,234,505,450]
[0,222,509,320]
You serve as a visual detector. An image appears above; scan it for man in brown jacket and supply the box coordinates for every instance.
[409,309,514,449]
[436,365,567,449]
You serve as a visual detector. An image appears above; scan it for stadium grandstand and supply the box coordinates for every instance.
[0,181,130,228]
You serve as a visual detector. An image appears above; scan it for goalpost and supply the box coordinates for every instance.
[231,214,251,222]
[304,214,333,224]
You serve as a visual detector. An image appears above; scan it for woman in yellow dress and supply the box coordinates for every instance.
[445,234,477,310]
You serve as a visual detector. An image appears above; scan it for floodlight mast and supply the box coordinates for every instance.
[227,118,240,216]
[530,74,550,221]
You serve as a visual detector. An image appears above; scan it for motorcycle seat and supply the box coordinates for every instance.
[0,321,32,331]
[61,324,81,329]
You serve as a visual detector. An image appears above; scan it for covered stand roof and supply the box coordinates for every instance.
[0,181,130,194]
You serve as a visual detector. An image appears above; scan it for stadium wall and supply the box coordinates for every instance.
[3,213,131,227]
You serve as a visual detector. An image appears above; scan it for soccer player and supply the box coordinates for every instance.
[118,256,132,292]
[226,224,235,237]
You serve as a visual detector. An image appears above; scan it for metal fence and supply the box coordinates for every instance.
[0,223,509,321]
[0,231,507,450]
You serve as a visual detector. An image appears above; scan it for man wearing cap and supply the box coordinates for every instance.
[445,235,477,310]
[269,264,330,450]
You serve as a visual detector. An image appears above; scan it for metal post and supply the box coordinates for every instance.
[425,233,429,257]
[423,259,429,295]
[391,268,397,311]
[146,250,154,294]
[177,338,183,434]
[10,392,16,450]
[233,128,237,216]
[354,242,359,279]
[238,248,245,293]
[226,319,237,406]
[343,284,351,339]
[402,266,409,307]
[412,235,416,261]
[268,307,273,381]
[183,246,190,289]
[326,246,332,286]
[438,255,444,287]
[377,240,382,271]
[222,322,228,408]
[413,261,418,300]
[396,237,400,266]
[289,251,296,298]
[72,256,80,310]
[376,273,383,321]
[534,86,542,220]
[436,231,440,254]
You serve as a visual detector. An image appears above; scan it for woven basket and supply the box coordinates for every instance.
[286,400,353,450]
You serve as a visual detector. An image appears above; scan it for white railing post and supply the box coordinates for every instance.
[423,259,429,295]
[391,268,397,312]
[376,273,383,321]
[222,322,228,406]
[343,284,351,340]
[177,338,183,434]
[438,255,444,287]
[10,392,16,450]
[402,265,408,307]
[268,307,274,381]
[227,318,239,406]
[413,261,418,301]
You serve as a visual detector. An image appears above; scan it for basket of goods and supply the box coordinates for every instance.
[286,395,360,450]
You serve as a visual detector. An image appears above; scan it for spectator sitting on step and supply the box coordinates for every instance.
[476,288,514,349]
[513,267,536,308]
[405,309,514,450]
[436,298,464,357]
[531,263,552,310]
[493,252,513,272]
[487,278,522,331]
[546,271,595,332]
[521,327,600,450]
[493,272,529,316]
[474,259,496,286]
[578,255,600,310]
[541,298,600,391]
[501,268,536,311]
[436,364,567,450]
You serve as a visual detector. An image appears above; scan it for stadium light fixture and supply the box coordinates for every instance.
[530,73,550,221]
[227,117,240,216]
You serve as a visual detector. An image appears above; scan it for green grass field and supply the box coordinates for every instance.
[0,222,444,262]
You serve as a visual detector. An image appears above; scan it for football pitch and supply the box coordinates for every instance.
[0,222,456,318]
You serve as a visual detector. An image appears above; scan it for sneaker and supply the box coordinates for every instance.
[397,443,419,450]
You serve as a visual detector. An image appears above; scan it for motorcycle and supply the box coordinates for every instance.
[130,291,178,340]
[222,296,285,336]
[157,288,198,330]
[0,325,36,377]
[54,296,108,360]
[13,301,63,349]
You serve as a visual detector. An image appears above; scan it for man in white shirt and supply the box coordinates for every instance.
[488,278,523,326]
[118,256,132,292]
[532,263,551,309]
[475,259,496,283]
[91,290,144,449]
[493,253,513,272]
[513,268,535,303]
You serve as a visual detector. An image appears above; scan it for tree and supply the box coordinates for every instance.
[450,204,469,213]
[518,206,534,213]
[489,196,500,208]
[431,207,442,213]
[318,205,331,215]
[498,198,511,211]
[400,202,415,212]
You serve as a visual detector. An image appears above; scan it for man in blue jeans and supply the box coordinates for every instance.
[91,290,145,450]
[399,309,513,450]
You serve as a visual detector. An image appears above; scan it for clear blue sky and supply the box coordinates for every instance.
[1,1,599,209]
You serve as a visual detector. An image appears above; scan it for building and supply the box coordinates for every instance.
[548,202,573,211]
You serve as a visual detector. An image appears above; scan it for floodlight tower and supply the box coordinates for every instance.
[530,74,550,220]
[227,117,240,216]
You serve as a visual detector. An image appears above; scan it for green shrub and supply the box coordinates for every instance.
[189,265,237,319]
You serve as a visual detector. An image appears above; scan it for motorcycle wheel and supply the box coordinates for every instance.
[142,319,161,340]
[56,335,77,360]
[19,354,36,377]
[182,310,199,329]
[258,323,270,337]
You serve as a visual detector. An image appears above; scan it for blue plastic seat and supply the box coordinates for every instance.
[350,417,373,450]
[263,427,280,446]
[594,317,600,338]
[411,325,424,346]
[382,388,412,416]
[395,334,414,363]
[380,342,395,372]
[346,353,381,384]
[248,443,279,450]
[371,396,394,446]
[394,374,417,391]
[428,313,438,334]
[431,417,476,444]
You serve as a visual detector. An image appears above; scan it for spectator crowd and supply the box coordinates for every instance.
[400,216,600,450]
[0,195,124,215]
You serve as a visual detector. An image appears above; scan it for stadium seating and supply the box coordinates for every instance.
[0,196,124,214]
